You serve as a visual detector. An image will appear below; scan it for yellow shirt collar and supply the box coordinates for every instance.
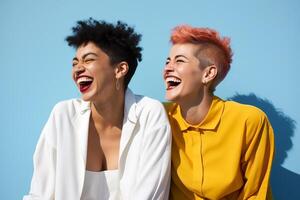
[170,96,225,131]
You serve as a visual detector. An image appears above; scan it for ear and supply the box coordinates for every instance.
[202,64,218,84]
[115,61,129,79]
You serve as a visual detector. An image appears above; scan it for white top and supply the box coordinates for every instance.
[23,89,171,200]
[81,170,119,200]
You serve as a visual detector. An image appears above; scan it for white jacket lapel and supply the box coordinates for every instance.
[76,100,91,165]
[119,89,138,169]
[73,100,91,198]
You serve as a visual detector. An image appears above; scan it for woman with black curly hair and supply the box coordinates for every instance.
[23,18,171,200]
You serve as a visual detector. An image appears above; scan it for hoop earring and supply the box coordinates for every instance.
[116,78,120,90]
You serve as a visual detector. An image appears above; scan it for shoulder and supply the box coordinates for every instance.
[134,94,169,125]
[223,99,272,140]
[223,99,273,142]
[135,94,165,114]
[224,99,268,123]
[126,88,164,113]
[135,95,163,109]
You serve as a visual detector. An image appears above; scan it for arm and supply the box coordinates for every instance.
[131,103,172,200]
[238,112,274,200]
[23,108,57,200]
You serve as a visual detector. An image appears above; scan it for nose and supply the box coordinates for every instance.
[164,61,174,74]
[163,62,175,80]
[73,63,85,78]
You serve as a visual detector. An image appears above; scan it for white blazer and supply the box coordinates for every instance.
[23,89,171,200]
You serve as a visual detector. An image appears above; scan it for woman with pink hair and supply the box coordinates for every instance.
[163,25,274,200]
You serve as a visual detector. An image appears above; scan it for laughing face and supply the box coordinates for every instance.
[72,42,116,103]
[163,43,206,104]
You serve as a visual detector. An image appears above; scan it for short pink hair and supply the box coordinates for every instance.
[171,25,233,85]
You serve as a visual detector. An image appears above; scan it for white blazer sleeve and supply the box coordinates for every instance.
[23,107,57,200]
[131,102,172,200]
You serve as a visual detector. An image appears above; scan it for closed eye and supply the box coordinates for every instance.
[165,58,171,65]
[72,62,78,67]
[176,59,185,63]
[84,58,95,64]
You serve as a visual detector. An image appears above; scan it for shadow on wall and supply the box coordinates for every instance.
[228,93,299,200]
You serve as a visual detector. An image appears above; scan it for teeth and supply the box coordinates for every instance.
[166,77,181,83]
[77,77,93,84]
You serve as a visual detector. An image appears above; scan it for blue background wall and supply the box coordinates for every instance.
[1,0,299,199]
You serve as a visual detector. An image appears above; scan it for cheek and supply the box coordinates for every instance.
[93,67,115,85]
[179,67,202,80]
[184,78,202,90]
[182,71,203,88]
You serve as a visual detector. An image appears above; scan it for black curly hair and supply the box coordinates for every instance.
[66,18,142,88]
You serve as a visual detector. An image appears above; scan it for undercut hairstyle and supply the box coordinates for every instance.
[66,18,142,88]
[171,25,233,91]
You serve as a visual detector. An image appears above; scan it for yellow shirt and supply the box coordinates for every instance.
[165,96,274,200]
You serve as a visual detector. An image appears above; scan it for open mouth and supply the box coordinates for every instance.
[77,76,93,93]
[165,76,181,90]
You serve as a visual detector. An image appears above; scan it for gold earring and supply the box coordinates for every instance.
[116,79,120,90]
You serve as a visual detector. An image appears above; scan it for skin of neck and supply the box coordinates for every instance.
[91,88,125,131]
[179,88,214,125]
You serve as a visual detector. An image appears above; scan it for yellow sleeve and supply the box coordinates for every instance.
[238,111,275,200]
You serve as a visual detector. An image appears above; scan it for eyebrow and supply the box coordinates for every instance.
[166,55,189,60]
[72,52,98,62]
[175,55,188,59]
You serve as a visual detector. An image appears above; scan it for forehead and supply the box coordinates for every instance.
[169,43,199,57]
[75,42,104,57]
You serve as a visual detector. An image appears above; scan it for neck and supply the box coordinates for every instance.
[179,92,214,125]
[91,89,125,130]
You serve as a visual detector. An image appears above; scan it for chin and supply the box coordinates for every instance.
[165,83,184,102]
[80,85,101,101]
[165,92,180,102]
[81,95,92,102]
[81,92,96,102]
